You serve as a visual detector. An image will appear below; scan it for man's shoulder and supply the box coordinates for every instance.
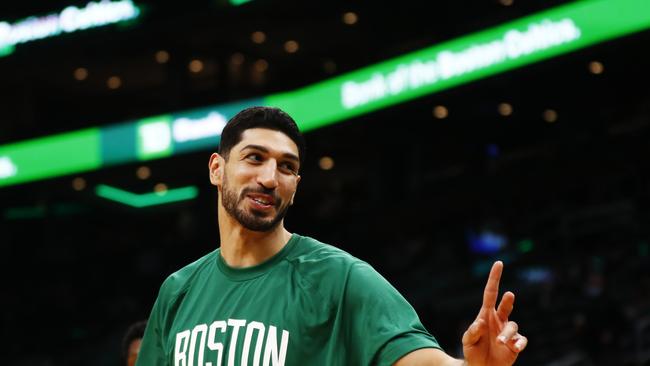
[290,234,360,262]
[287,234,366,278]
[158,249,219,300]
[286,234,397,305]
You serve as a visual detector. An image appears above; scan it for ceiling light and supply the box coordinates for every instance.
[154,183,168,194]
[251,31,266,44]
[189,59,204,73]
[319,156,334,170]
[498,102,513,116]
[543,109,558,123]
[589,61,604,74]
[284,40,299,53]
[73,67,88,81]
[155,50,169,64]
[72,177,86,191]
[342,12,358,25]
[254,59,268,72]
[433,105,448,119]
[136,166,151,180]
[107,76,122,89]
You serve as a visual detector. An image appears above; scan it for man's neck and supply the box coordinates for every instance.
[217,207,292,268]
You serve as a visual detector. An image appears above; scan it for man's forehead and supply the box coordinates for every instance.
[235,128,299,155]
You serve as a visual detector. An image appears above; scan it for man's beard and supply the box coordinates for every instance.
[221,173,290,232]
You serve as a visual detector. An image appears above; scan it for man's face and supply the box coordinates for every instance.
[216,128,301,232]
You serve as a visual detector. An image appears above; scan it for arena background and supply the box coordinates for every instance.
[1,0,649,365]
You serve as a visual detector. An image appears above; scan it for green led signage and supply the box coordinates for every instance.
[0,99,259,188]
[1,0,649,188]
[0,128,101,187]
[171,108,229,154]
[229,0,254,6]
[0,0,141,57]
[267,0,650,132]
[95,184,199,208]
[137,115,173,160]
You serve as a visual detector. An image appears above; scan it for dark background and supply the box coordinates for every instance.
[1,0,649,365]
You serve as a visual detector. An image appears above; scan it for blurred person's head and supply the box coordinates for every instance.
[209,107,305,232]
[122,319,147,366]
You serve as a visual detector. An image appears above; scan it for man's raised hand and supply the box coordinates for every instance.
[461,261,527,366]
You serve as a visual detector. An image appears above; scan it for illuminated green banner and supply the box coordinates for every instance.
[0,99,259,188]
[0,0,141,57]
[0,129,101,187]
[1,0,649,188]
[267,0,650,132]
[134,101,255,161]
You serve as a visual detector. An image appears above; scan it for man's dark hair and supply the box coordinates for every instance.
[219,106,306,167]
[121,319,147,362]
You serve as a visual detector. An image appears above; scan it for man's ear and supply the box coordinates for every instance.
[289,175,301,205]
[208,153,224,187]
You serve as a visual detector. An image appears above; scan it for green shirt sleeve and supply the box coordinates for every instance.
[136,279,173,366]
[341,261,441,366]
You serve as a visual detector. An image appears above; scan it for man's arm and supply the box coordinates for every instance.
[136,277,176,366]
[340,261,443,365]
[393,261,527,366]
[394,348,464,366]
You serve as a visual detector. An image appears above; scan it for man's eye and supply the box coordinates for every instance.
[281,163,297,173]
[246,154,262,162]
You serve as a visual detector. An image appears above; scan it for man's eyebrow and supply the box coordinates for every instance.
[240,144,300,163]
[240,144,269,154]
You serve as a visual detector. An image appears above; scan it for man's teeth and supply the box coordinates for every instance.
[253,198,270,205]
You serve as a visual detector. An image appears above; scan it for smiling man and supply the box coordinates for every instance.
[136,106,527,366]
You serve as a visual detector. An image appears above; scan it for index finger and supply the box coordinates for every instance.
[482,261,503,310]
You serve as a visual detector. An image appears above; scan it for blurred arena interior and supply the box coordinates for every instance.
[1,0,650,365]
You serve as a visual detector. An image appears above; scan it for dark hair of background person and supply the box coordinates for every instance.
[218,106,307,167]
[121,320,148,366]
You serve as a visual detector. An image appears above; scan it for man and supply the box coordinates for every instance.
[136,106,527,366]
[123,319,148,366]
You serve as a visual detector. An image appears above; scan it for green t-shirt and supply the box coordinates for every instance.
[136,233,440,366]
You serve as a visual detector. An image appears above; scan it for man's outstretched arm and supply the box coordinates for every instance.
[394,347,464,366]
[394,261,528,366]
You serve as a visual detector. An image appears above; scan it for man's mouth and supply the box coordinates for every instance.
[247,193,275,207]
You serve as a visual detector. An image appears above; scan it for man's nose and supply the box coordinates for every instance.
[257,160,279,189]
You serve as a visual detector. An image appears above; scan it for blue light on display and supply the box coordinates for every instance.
[468,230,508,254]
